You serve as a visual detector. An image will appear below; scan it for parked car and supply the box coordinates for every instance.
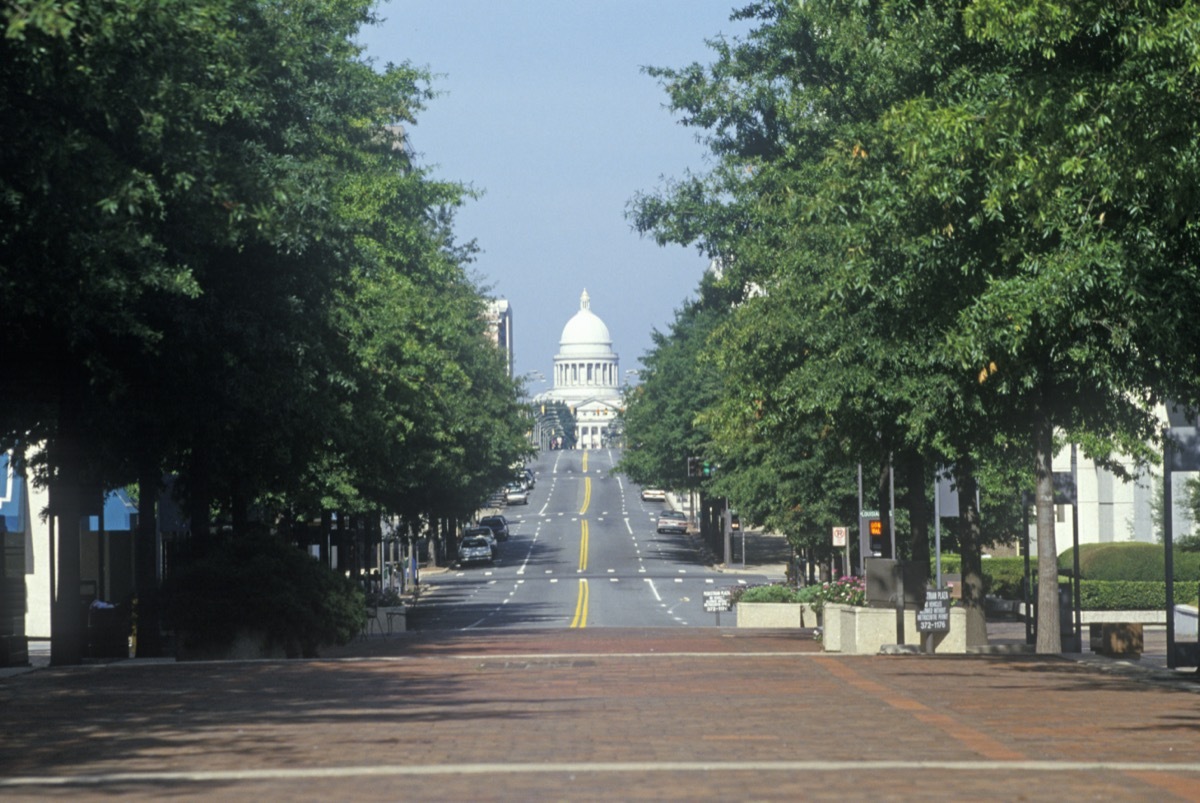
[641,488,666,502]
[479,515,510,542]
[730,511,741,531]
[487,489,507,508]
[522,468,535,488]
[463,525,498,557]
[457,534,494,566]
[657,509,688,534]
[505,484,529,505]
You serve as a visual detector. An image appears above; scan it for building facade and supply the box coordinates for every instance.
[485,299,513,378]
[538,290,622,449]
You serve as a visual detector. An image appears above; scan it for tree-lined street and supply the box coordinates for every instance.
[418,449,772,630]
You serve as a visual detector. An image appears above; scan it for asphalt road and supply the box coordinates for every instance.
[414,448,768,631]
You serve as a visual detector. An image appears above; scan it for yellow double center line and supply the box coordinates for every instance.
[579,477,591,515]
[571,470,590,624]
[570,578,589,628]
[572,463,592,628]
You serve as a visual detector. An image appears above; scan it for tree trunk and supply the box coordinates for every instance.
[230,491,249,538]
[1033,409,1061,654]
[955,464,988,647]
[904,451,930,570]
[186,445,211,545]
[134,467,163,658]
[320,509,332,566]
[48,438,83,666]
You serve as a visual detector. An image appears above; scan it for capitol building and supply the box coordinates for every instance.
[537,289,622,450]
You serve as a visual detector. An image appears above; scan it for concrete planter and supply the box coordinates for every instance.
[822,603,969,654]
[736,602,818,628]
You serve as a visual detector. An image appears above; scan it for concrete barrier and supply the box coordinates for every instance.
[822,604,968,654]
[735,602,817,628]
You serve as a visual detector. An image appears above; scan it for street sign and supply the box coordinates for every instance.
[860,509,879,519]
[703,589,732,612]
[916,588,951,633]
[832,526,848,547]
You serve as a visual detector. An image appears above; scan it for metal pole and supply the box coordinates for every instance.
[857,463,864,576]
[888,453,896,560]
[1165,433,1177,670]
[722,497,731,567]
[934,473,942,588]
[1023,496,1032,646]
[1071,444,1082,651]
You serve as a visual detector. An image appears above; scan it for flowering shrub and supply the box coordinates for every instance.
[813,576,866,611]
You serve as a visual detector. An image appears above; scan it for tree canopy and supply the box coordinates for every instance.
[1,0,528,530]
[627,0,1200,652]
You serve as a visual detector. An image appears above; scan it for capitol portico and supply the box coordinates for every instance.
[539,289,622,449]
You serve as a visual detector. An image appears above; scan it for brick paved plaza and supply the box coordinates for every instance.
[2,628,1198,801]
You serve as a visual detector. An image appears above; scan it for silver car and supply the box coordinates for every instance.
[458,535,494,566]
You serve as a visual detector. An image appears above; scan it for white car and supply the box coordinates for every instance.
[505,484,529,505]
[458,535,494,566]
[641,488,666,502]
[657,510,688,534]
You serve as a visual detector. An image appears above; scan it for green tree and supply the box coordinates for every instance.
[634,0,1200,652]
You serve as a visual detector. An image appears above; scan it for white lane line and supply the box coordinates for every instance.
[645,579,662,601]
[623,517,633,535]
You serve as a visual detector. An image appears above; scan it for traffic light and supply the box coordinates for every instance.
[868,519,883,554]
[702,461,712,478]
[687,456,699,477]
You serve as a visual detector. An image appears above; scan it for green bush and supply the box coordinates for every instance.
[981,557,1026,599]
[1058,542,1200,582]
[931,555,1025,599]
[163,532,364,658]
[737,584,804,604]
[1079,580,1166,611]
[934,554,962,575]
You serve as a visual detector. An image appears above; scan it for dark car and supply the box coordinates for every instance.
[656,509,688,534]
[479,515,510,542]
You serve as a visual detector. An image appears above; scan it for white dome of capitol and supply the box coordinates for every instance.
[557,289,614,357]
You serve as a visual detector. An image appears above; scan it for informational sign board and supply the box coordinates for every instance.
[832,526,848,547]
[916,588,951,633]
[703,589,732,613]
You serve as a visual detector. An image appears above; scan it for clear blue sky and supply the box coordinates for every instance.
[354,1,750,387]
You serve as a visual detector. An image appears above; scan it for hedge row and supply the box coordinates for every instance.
[1078,581,1166,610]
[1058,542,1200,582]
[929,556,1025,599]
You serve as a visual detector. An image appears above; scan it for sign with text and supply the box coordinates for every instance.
[916,588,951,633]
[703,589,732,613]
[832,526,848,547]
